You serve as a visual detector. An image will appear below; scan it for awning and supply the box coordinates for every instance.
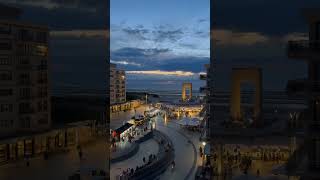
[114,123,133,135]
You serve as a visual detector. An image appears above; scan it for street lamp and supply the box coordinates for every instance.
[202,141,206,146]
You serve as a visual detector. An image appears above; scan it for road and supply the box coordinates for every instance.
[155,115,201,180]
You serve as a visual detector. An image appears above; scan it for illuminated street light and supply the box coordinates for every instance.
[202,141,206,146]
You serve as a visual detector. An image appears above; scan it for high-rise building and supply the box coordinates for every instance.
[200,64,210,141]
[110,63,126,104]
[0,5,50,137]
[286,8,320,179]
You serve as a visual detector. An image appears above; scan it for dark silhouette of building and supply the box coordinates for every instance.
[286,8,320,180]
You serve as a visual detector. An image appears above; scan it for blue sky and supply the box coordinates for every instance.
[111,0,320,91]
[111,0,210,91]
[111,0,210,60]
[3,0,320,92]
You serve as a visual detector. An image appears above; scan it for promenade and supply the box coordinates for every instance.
[0,137,108,180]
[155,115,201,180]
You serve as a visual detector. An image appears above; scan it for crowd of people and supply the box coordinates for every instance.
[118,153,158,179]
[207,147,289,178]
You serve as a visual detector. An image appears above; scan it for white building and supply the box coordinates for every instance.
[0,4,51,137]
[110,63,126,105]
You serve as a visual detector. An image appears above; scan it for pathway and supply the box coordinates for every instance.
[0,138,108,180]
[155,115,199,180]
[110,139,159,180]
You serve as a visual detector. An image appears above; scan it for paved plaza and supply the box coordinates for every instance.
[110,105,149,129]
[0,137,108,180]
[110,106,202,180]
[110,139,159,180]
[155,115,201,180]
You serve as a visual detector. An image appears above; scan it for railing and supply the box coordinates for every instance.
[129,130,174,180]
[19,108,34,114]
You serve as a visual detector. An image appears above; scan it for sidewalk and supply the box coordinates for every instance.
[0,138,108,180]
[110,139,159,180]
[110,129,152,160]
[155,115,197,180]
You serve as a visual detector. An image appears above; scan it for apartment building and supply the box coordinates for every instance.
[110,63,126,105]
[0,5,50,137]
[286,9,320,179]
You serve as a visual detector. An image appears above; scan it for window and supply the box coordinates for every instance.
[0,104,13,112]
[19,103,31,114]
[0,25,11,34]
[18,57,29,65]
[0,42,12,50]
[38,117,48,125]
[20,116,30,128]
[0,71,12,80]
[38,72,47,83]
[38,87,47,97]
[0,120,13,127]
[0,56,10,65]
[19,29,33,41]
[19,73,30,85]
[35,32,47,43]
[19,88,30,98]
[38,100,47,112]
[0,89,13,96]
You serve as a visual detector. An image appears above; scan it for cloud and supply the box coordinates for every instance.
[112,47,170,59]
[153,28,184,43]
[110,60,142,67]
[122,26,149,40]
[198,18,208,23]
[126,70,195,77]
[111,21,209,57]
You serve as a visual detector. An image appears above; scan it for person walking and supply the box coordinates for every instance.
[199,146,203,157]
[256,169,260,177]
[171,160,175,170]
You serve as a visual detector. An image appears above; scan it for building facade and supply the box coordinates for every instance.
[286,9,320,179]
[0,6,50,138]
[110,63,126,105]
[0,120,96,165]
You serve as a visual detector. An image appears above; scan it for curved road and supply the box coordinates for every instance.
[155,115,200,180]
[110,139,159,180]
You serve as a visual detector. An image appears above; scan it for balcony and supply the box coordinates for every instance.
[287,40,320,59]
[16,64,32,70]
[38,79,48,84]
[286,79,320,95]
[17,80,32,86]
[199,73,207,80]
[19,108,34,114]
[37,65,47,70]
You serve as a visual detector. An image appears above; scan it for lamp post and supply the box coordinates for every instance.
[145,93,148,111]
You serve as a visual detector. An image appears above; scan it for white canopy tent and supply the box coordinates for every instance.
[177,117,200,127]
